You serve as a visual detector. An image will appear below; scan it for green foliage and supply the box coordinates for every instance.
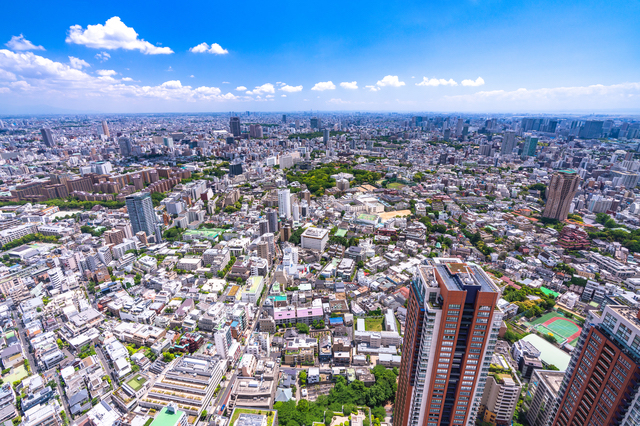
[78,344,96,359]
[162,352,175,362]
[570,276,588,287]
[503,286,555,314]
[274,366,398,426]
[217,256,236,278]
[298,370,307,386]
[288,227,306,245]
[286,164,382,195]
[546,364,560,371]
[80,225,105,237]
[163,227,185,242]
[296,323,310,334]
[150,192,165,207]
[1,233,59,250]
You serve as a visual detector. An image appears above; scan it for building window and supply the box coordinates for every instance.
[603,313,617,330]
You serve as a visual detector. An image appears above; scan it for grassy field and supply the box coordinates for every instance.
[4,365,28,384]
[126,375,147,391]
[387,182,405,189]
[365,317,384,332]
[230,409,274,426]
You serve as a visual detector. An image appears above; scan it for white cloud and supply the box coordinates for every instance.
[340,81,358,90]
[235,86,247,91]
[311,81,336,91]
[96,69,117,77]
[222,81,230,84]
[5,35,44,51]
[461,77,485,87]
[10,80,32,91]
[0,69,16,81]
[189,42,228,55]
[121,77,134,82]
[66,17,173,54]
[443,82,640,110]
[190,75,194,78]
[69,56,90,70]
[247,83,275,95]
[281,94,287,97]
[416,77,458,87]
[266,95,274,98]
[376,75,405,88]
[95,52,110,62]
[365,85,380,92]
[280,84,303,93]
[0,49,237,102]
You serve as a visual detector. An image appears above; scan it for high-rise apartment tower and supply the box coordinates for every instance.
[394,258,502,426]
[542,170,580,221]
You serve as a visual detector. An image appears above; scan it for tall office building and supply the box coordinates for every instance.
[125,193,157,240]
[323,129,330,143]
[119,137,133,157]
[542,170,580,221]
[521,136,539,159]
[267,209,278,234]
[278,188,291,219]
[258,219,269,236]
[230,117,241,137]
[550,305,640,426]
[229,163,243,176]
[282,114,287,124]
[394,258,502,426]
[501,131,517,156]
[456,118,464,137]
[393,258,502,426]
[578,120,604,139]
[101,120,110,138]
[249,124,263,138]
[41,128,55,147]
[310,117,321,129]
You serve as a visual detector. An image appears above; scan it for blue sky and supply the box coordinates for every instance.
[1,0,639,113]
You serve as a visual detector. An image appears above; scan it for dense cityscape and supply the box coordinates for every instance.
[0,112,637,426]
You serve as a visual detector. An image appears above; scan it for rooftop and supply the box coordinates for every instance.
[537,370,565,394]
[150,406,185,426]
[125,375,147,392]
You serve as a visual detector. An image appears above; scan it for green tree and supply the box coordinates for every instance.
[296,323,310,334]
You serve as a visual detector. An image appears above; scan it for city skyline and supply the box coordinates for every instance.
[1,0,639,113]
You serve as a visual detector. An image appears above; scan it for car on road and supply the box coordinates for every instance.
[301,388,307,397]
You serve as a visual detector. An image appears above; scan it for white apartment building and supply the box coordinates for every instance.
[301,227,329,252]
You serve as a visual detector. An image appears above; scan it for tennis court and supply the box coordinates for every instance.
[525,312,582,346]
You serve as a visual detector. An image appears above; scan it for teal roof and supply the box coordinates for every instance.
[151,406,185,426]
